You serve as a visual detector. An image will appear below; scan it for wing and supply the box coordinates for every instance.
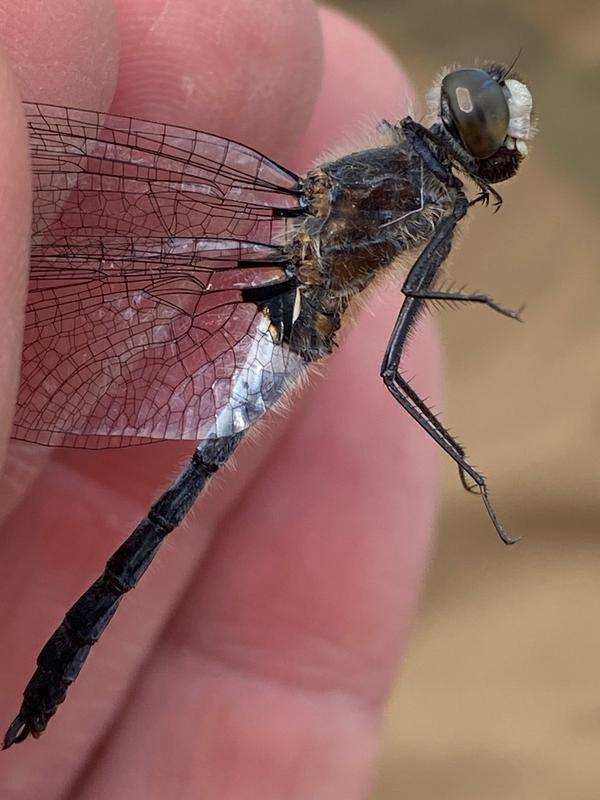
[14,103,306,448]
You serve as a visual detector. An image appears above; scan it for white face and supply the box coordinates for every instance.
[503,79,534,155]
[425,67,535,159]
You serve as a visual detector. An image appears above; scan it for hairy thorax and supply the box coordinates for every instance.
[287,139,455,360]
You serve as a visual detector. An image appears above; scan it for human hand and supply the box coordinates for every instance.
[0,1,440,797]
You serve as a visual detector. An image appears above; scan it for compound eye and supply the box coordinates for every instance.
[441,68,509,159]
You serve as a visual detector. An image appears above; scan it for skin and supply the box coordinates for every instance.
[0,2,441,798]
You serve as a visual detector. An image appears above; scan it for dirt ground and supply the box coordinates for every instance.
[329,2,600,798]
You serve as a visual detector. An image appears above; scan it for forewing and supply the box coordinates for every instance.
[14,103,305,448]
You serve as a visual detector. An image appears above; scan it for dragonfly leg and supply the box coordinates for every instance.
[398,373,478,494]
[380,201,516,544]
[400,117,504,208]
[404,287,524,321]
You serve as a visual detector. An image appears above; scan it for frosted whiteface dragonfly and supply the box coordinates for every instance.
[3,62,534,748]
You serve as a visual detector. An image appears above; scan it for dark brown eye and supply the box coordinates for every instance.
[441,68,509,159]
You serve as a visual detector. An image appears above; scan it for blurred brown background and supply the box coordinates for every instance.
[328,2,600,798]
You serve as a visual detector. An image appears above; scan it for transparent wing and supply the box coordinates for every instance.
[14,103,306,448]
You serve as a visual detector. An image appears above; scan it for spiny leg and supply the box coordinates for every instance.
[399,286,522,494]
[401,285,522,487]
[381,200,517,544]
[384,370,515,544]
[3,432,244,749]
[400,118,461,189]
[400,117,504,208]
[404,287,524,321]
[400,208,522,494]
[397,372,477,494]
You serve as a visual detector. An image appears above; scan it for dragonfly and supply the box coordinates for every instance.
[3,62,534,748]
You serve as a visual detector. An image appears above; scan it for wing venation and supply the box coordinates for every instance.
[14,103,305,447]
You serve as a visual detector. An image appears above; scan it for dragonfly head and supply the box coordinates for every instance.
[428,63,534,184]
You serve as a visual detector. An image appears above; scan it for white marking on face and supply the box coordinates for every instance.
[505,79,533,142]
[516,139,528,156]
